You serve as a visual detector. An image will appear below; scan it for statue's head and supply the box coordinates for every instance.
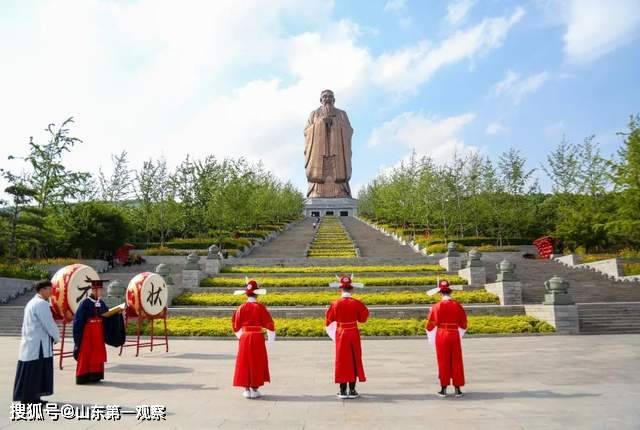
[320,89,335,106]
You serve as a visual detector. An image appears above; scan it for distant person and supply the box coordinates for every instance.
[425,279,468,397]
[231,279,275,399]
[13,280,60,404]
[325,275,368,399]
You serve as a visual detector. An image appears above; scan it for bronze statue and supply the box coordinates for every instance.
[304,89,353,198]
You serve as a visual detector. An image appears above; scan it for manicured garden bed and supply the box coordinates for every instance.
[131,315,554,337]
[200,275,467,288]
[174,290,499,306]
[0,261,50,280]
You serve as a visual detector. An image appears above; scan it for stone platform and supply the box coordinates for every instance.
[303,197,358,217]
[1,335,638,429]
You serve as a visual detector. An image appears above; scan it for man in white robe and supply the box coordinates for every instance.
[13,280,60,404]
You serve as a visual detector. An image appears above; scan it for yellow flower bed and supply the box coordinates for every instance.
[201,275,467,288]
[175,290,499,306]
[131,316,555,337]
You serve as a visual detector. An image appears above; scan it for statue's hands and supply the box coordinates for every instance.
[323,116,333,126]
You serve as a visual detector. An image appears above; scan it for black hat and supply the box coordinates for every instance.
[85,277,110,288]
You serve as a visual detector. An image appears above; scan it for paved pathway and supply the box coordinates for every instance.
[1,335,638,429]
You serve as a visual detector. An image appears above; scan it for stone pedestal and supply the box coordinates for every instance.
[156,263,181,304]
[459,267,486,288]
[543,276,575,305]
[104,280,126,308]
[303,197,358,217]
[485,281,522,305]
[458,249,486,287]
[205,245,223,275]
[439,242,461,272]
[524,304,579,335]
[182,253,205,289]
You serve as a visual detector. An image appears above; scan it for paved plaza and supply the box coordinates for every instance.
[1,334,639,430]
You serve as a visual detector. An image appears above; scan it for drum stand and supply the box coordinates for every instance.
[52,318,74,370]
[119,308,169,357]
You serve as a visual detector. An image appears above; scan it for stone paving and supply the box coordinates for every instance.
[1,335,639,429]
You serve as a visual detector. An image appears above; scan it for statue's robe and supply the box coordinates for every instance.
[304,106,353,198]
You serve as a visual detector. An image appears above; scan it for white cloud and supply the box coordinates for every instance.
[486,121,509,135]
[384,0,407,13]
[492,69,550,105]
[373,7,525,94]
[447,0,476,26]
[367,112,477,163]
[563,0,640,63]
[0,1,525,197]
[384,0,412,29]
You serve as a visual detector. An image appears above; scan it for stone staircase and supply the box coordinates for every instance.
[341,217,424,259]
[578,303,640,334]
[481,252,640,304]
[247,218,316,258]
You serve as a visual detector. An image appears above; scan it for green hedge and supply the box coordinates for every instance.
[174,290,499,306]
[201,275,467,288]
[0,262,50,280]
[221,264,444,274]
[130,316,554,337]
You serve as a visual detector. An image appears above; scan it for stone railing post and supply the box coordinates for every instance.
[485,259,522,305]
[525,276,579,334]
[205,245,223,275]
[156,262,181,303]
[458,249,486,288]
[439,242,462,272]
[105,280,126,308]
[182,252,205,289]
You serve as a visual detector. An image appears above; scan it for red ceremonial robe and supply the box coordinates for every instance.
[426,298,468,387]
[73,297,108,384]
[325,296,369,383]
[232,301,275,388]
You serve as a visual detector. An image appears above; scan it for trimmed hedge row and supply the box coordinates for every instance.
[201,275,467,288]
[131,316,555,337]
[0,262,50,280]
[174,290,499,306]
[221,264,444,274]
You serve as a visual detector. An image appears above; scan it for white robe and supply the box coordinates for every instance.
[18,294,60,361]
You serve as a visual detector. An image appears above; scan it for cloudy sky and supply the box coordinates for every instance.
[1,0,639,196]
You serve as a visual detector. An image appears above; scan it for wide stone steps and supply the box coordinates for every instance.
[481,253,640,304]
[340,217,425,259]
[247,218,316,258]
[578,303,640,334]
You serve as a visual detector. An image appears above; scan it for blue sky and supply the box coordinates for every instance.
[1,0,639,197]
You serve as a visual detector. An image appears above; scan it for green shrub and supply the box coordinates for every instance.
[623,263,640,276]
[201,275,467,288]
[131,315,554,337]
[221,264,444,274]
[174,290,499,306]
[425,243,467,254]
[0,261,49,280]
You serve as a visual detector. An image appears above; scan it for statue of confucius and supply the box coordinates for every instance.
[304,89,353,198]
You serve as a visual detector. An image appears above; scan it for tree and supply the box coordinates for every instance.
[543,136,579,194]
[98,151,134,202]
[0,171,37,259]
[11,117,91,210]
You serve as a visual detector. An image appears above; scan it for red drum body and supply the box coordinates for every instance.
[126,272,168,318]
[50,264,100,321]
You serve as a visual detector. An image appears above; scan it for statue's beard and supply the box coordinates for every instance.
[322,103,335,115]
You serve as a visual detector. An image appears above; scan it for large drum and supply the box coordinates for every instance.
[126,272,168,318]
[50,264,100,321]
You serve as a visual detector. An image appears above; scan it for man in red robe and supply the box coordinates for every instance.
[426,279,468,397]
[231,279,275,399]
[73,278,125,385]
[325,275,368,399]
